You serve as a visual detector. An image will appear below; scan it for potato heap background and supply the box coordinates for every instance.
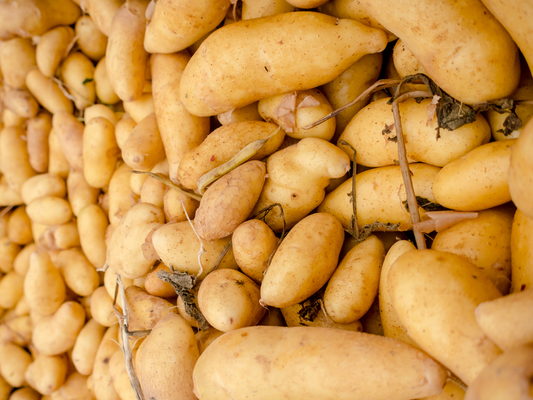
[0,0,532,400]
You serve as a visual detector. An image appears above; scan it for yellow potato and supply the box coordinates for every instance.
[8,388,40,400]
[232,219,278,283]
[0,376,12,400]
[94,57,120,105]
[39,222,80,250]
[84,0,125,37]
[143,263,176,298]
[7,206,33,245]
[13,243,38,277]
[194,326,447,400]
[217,102,263,125]
[24,251,66,315]
[66,170,100,217]
[108,351,135,400]
[35,26,75,78]
[108,163,139,227]
[139,160,169,208]
[1,109,26,129]
[52,111,84,172]
[511,209,533,292]
[509,118,533,218]
[260,213,344,308]
[0,343,32,387]
[26,69,74,115]
[55,249,99,297]
[180,12,387,116]
[339,97,491,167]
[324,235,385,323]
[48,130,71,178]
[389,249,502,385]
[140,314,199,400]
[125,286,177,331]
[24,354,67,395]
[0,178,24,207]
[151,52,210,182]
[0,236,21,273]
[59,52,95,111]
[92,325,120,400]
[27,113,52,173]
[195,327,224,355]
[360,0,520,104]
[0,127,37,194]
[122,93,154,124]
[26,197,72,226]
[52,372,93,400]
[90,286,118,327]
[83,116,119,188]
[3,89,39,119]
[103,267,133,309]
[105,0,149,102]
[0,271,24,309]
[0,38,36,89]
[75,16,108,61]
[392,39,426,78]
[77,205,108,269]
[198,269,265,332]
[253,138,350,231]
[241,0,294,19]
[163,189,199,223]
[71,319,106,376]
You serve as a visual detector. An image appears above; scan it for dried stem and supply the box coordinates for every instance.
[251,203,286,266]
[302,79,401,130]
[391,91,433,250]
[338,140,359,239]
[213,240,232,272]
[131,171,202,201]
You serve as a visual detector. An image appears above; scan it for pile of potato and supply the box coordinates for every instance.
[0,0,532,399]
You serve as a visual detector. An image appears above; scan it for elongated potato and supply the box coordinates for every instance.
[38,221,79,250]
[108,163,139,227]
[241,0,294,19]
[0,127,36,194]
[48,130,71,178]
[7,206,33,245]
[0,343,32,387]
[52,111,84,172]
[83,117,119,188]
[217,102,263,125]
[0,236,21,273]
[0,38,36,89]
[121,113,165,172]
[84,0,125,37]
[324,235,385,323]
[151,52,210,182]
[8,387,40,400]
[67,170,100,217]
[26,197,72,226]
[94,57,120,105]
[27,113,52,173]
[511,209,533,292]
[163,189,199,223]
[123,93,154,124]
[24,354,67,395]
[261,213,344,308]
[78,205,108,269]
[180,12,387,116]
[0,178,24,207]
[60,52,95,111]
[90,286,118,327]
[35,26,75,78]
[140,314,199,400]
[3,89,39,119]
[108,351,135,400]
[125,286,177,331]
[26,69,74,115]
[13,243,38,277]
[0,271,24,309]
[55,249,99,296]
[75,16,108,61]
[92,325,120,400]
[139,160,168,208]
[389,249,502,385]
[194,326,447,400]
[71,319,106,376]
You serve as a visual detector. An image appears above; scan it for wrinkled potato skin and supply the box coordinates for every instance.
[180,12,387,116]
[260,213,345,308]
[389,249,502,385]
[193,326,447,400]
[510,209,533,292]
[177,121,283,190]
[195,161,266,242]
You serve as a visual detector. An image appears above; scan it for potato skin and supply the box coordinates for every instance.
[180,12,387,116]
[510,209,533,293]
[193,326,447,400]
[195,161,266,242]
[508,118,533,218]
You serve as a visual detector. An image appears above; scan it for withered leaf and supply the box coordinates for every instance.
[273,92,297,132]
[297,95,320,109]
[426,95,440,127]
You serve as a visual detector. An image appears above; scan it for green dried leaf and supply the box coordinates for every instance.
[82,78,93,85]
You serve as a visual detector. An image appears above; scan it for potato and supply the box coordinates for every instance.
[59,52,95,111]
[26,69,74,115]
[338,97,491,167]
[13,243,38,277]
[180,12,387,116]
[143,263,175,298]
[84,0,125,37]
[103,268,133,309]
[37,220,79,250]
[0,343,32,387]
[0,127,37,194]
[360,0,520,104]
[253,138,350,231]
[83,117,119,188]
[241,0,294,19]
[52,111,84,172]
[0,236,21,273]
[7,206,33,245]
[0,0,80,40]
[52,372,93,400]
[35,26,75,78]
[121,113,165,172]
[198,269,265,332]
[324,235,384,323]
[1,109,26,129]
[66,170,100,217]
[260,213,344,308]
[125,286,177,331]
[92,325,120,400]
[195,327,224,355]
[258,89,335,140]
[71,319,106,376]
[163,189,199,223]
[108,163,139,227]
[77,205,108,269]
[151,220,238,280]
[195,161,266,242]
[389,249,502,385]
[0,178,24,207]
[217,102,263,125]
[107,203,165,279]
[508,118,533,218]
[378,240,418,347]
[3,89,39,119]
[0,38,36,89]
[511,209,533,292]
[25,355,68,395]
[194,326,447,400]
[122,93,154,124]
[75,16,108,61]
[108,352,135,400]
[321,53,383,139]
[8,388,40,400]
[94,57,120,105]
[0,376,11,400]
[0,315,31,346]
[26,197,72,226]
[48,130,71,178]
[139,160,169,208]
[27,113,52,173]
[145,0,230,53]
[0,271,24,309]
[151,52,210,182]
[106,0,149,102]
[140,314,199,400]
[55,249,99,297]
[232,219,278,283]
[24,251,66,316]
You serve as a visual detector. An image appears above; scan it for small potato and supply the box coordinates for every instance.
[139,160,169,208]
[0,236,21,273]
[195,327,225,355]
[217,102,263,125]
[26,69,74,115]
[0,343,32,387]
[55,249,99,297]
[324,235,385,323]
[8,388,40,400]
[509,118,533,218]
[75,16,108,61]
[144,263,176,298]
[125,286,177,331]
[26,197,72,226]
[90,287,118,327]
[32,301,86,356]
[163,189,199,223]
[130,169,148,196]
[71,319,106,376]
[108,163,139,227]
[13,243,38,277]
[83,117,120,188]
[108,351,135,400]
[0,127,37,194]
[3,89,39,119]
[94,57,120,105]
[52,111,84,172]
[39,222,80,250]
[261,213,345,308]
[7,206,33,245]
[258,89,335,140]
[78,205,108,269]
[67,170,100,218]
[0,38,36,89]
[392,39,426,77]
[0,271,24,309]
[25,355,68,395]
[24,251,66,315]
[27,113,52,173]
[92,325,120,400]
[85,104,118,126]
[114,116,136,151]
[121,113,166,172]
[241,0,294,20]
[433,138,516,211]
[84,0,125,37]
[48,130,71,179]
[123,93,154,124]
[151,221,238,281]
[198,269,265,332]
[195,161,266,242]
[1,109,26,129]
[52,372,93,400]
[21,174,66,205]
[140,314,199,400]
[232,219,278,283]
[35,26,75,78]
[511,209,533,292]
[107,203,165,279]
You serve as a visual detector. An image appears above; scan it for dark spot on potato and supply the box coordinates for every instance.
[103,357,109,364]
[236,280,244,285]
